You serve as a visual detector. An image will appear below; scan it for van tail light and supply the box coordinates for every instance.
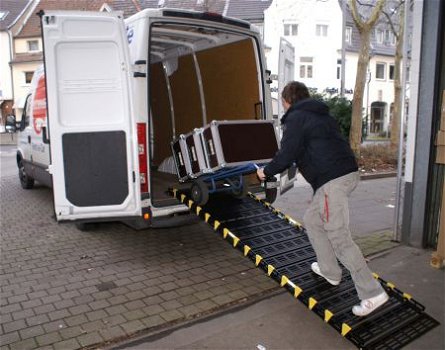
[137,123,148,193]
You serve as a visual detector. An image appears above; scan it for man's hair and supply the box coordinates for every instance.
[281,81,310,105]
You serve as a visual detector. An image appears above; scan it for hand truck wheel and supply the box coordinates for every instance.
[191,179,209,206]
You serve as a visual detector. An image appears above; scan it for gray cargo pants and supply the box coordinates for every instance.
[303,171,384,300]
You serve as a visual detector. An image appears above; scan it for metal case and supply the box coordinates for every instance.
[202,120,279,172]
[171,135,190,182]
[171,128,211,182]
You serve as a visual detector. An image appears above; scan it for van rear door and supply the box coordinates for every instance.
[41,11,141,221]
[277,37,297,195]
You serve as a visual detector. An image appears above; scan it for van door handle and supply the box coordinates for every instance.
[42,126,50,144]
[28,136,31,144]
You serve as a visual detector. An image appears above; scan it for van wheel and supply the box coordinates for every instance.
[191,179,209,206]
[18,159,34,189]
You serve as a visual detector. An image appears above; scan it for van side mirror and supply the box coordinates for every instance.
[5,115,17,133]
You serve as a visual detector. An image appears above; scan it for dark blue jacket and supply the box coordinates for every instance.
[264,98,358,192]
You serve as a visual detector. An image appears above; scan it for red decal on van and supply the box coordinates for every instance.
[33,75,47,135]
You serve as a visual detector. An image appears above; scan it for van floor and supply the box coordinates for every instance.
[151,170,189,207]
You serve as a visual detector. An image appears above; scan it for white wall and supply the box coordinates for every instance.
[0,32,13,101]
[264,0,343,95]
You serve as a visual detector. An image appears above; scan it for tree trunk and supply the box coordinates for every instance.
[350,29,371,156]
[390,4,405,150]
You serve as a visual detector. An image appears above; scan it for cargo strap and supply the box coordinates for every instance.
[170,189,439,349]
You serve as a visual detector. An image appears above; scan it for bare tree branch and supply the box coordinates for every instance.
[381,0,405,37]
[366,0,386,29]
[349,0,365,31]
[349,0,386,32]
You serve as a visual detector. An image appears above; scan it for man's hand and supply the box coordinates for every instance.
[257,168,266,181]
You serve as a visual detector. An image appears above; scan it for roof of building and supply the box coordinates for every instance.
[15,0,272,38]
[16,0,107,38]
[342,0,400,57]
[0,0,33,31]
[226,0,272,21]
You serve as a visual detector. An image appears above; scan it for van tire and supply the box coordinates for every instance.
[18,159,35,189]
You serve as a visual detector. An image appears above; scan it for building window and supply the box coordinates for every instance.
[389,64,395,80]
[316,24,328,37]
[25,72,34,84]
[0,11,9,20]
[284,23,298,36]
[300,57,313,78]
[337,59,342,79]
[375,29,384,44]
[27,40,39,52]
[375,62,386,80]
[345,26,352,44]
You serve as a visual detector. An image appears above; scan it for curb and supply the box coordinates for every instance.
[360,171,397,180]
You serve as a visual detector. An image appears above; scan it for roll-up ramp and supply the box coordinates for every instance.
[170,189,439,349]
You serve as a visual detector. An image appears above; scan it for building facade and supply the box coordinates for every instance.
[0,0,35,125]
[263,0,398,136]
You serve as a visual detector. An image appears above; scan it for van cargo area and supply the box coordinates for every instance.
[148,21,265,207]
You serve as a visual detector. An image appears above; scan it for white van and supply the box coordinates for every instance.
[10,9,296,228]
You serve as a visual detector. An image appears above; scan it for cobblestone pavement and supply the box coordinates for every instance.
[0,172,397,350]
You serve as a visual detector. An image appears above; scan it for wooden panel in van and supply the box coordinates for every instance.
[150,63,172,166]
[170,54,203,135]
[197,39,260,121]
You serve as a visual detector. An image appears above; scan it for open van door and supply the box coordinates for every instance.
[41,11,141,221]
[277,37,297,195]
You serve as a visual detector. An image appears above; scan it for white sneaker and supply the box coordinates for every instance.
[352,291,389,317]
[311,262,341,286]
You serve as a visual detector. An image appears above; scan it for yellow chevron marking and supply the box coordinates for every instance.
[387,282,395,289]
[214,221,220,230]
[244,245,251,256]
[204,213,211,223]
[188,200,193,208]
[264,202,271,207]
[294,286,302,298]
[403,293,412,300]
[283,215,302,227]
[341,323,352,337]
[255,255,263,266]
[309,297,317,310]
[324,310,334,323]
[181,194,186,203]
[223,228,229,238]
[372,272,379,279]
[233,237,240,247]
[267,265,275,276]
[280,275,289,287]
[196,206,202,215]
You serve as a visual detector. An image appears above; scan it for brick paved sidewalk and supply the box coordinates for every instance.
[0,175,398,350]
